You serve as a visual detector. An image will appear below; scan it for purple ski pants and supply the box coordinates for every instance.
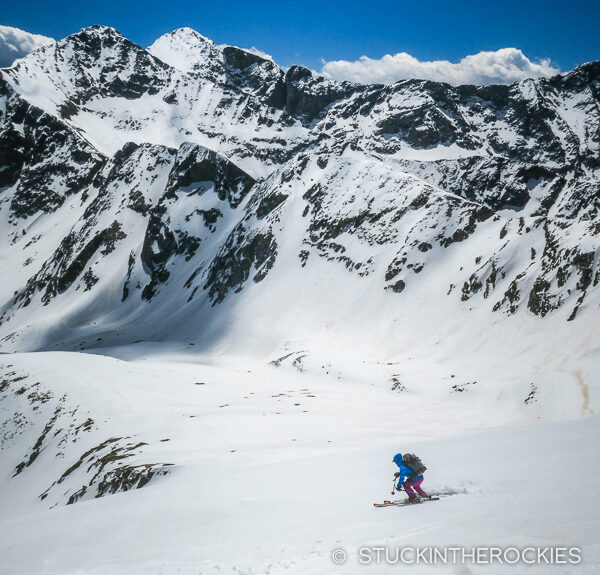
[403,477,426,497]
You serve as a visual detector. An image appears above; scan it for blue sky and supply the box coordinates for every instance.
[3,0,599,72]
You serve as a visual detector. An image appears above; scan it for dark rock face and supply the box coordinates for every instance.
[15,221,127,308]
[140,144,256,301]
[163,145,256,208]
[223,46,269,70]
[204,225,278,305]
[0,78,104,220]
[282,66,359,121]
[140,208,178,300]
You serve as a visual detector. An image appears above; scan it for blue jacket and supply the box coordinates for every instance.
[393,453,423,485]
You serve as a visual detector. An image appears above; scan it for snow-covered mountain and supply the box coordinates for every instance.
[0,25,598,354]
[0,25,599,575]
[1,27,600,349]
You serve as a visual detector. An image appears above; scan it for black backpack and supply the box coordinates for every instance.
[402,453,427,477]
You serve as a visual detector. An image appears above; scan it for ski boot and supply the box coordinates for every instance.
[419,492,432,500]
[405,495,419,503]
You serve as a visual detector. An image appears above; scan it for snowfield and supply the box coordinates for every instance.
[1,346,599,575]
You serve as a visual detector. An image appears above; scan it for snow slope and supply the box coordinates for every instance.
[1,350,599,574]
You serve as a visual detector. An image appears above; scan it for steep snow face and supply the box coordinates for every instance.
[147,28,225,75]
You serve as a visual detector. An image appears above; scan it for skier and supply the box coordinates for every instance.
[393,452,430,503]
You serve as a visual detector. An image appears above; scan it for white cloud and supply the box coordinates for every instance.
[320,48,559,86]
[0,25,55,68]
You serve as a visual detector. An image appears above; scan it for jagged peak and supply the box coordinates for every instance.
[66,25,128,44]
[4,25,149,74]
[559,60,600,84]
[48,25,152,61]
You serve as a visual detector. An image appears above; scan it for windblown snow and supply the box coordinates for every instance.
[0,25,599,575]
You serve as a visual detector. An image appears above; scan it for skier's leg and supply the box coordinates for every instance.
[403,481,416,498]
[412,477,426,497]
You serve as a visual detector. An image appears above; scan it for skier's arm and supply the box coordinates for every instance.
[395,467,407,486]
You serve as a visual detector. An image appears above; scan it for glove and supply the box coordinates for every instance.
[394,472,400,478]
